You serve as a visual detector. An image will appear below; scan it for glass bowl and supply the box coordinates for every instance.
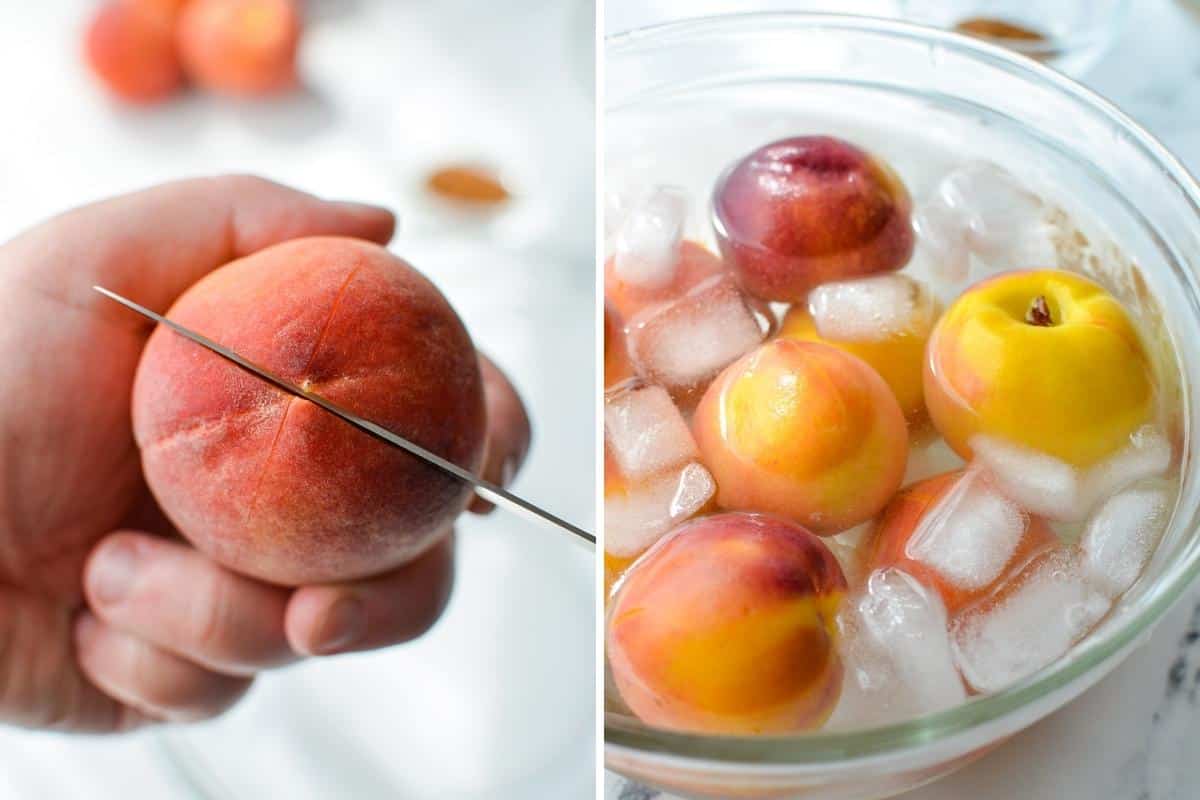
[604,13,1200,799]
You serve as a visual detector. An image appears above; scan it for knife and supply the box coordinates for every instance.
[95,285,595,548]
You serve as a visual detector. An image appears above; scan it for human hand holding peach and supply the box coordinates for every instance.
[0,176,530,731]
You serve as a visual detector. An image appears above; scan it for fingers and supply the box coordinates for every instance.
[74,613,252,724]
[83,532,295,676]
[285,534,455,656]
[470,353,533,514]
[8,174,395,317]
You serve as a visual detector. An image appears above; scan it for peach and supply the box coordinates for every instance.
[136,0,192,17]
[713,136,914,302]
[604,550,635,603]
[132,237,486,585]
[177,0,301,96]
[607,512,846,734]
[604,239,725,321]
[867,471,1057,613]
[693,339,908,534]
[604,302,634,388]
[84,1,183,104]
[925,269,1155,467]
[778,276,936,419]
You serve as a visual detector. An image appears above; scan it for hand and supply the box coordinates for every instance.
[0,176,531,732]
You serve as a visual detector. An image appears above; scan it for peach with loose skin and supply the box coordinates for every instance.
[925,269,1155,467]
[607,512,846,734]
[693,339,909,535]
[713,136,914,302]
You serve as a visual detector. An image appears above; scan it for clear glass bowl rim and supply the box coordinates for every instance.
[604,11,1200,765]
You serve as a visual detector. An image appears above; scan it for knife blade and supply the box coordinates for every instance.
[95,285,595,548]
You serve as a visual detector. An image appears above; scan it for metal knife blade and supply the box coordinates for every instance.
[95,285,595,548]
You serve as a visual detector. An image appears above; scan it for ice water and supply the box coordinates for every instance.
[603,82,1184,733]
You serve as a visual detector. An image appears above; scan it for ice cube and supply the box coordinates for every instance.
[628,274,765,393]
[938,162,1051,257]
[1081,486,1171,598]
[604,383,697,481]
[604,462,715,558]
[906,467,1026,591]
[913,197,971,285]
[952,549,1111,693]
[611,186,688,289]
[970,434,1081,520]
[828,569,965,728]
[927,162,1060,272]
[971,427,1172,522]
[1081,426,1172,512]
[807,274,936,343]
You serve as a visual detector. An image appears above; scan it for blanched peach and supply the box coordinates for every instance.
[607,512,846,734]
[925,269,1155,467]
[84,1,183,104]
[133,237,486,586]
[604,239,725,321]
[713,136,914,302]
[604,550,635,602]
[177,0,301,96]
[868,470,1057,613]
[778,275,936,419]
[693,339,908,534]
[604,302,634,388]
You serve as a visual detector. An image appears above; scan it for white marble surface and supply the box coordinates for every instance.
[604,0,1200,798]
[0,2,594,799]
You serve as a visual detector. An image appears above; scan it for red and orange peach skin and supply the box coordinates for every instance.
[132,236,485,586]
[177,0,301,96]
[604,239,726,321]
[713,136,914,303]
[85,0,183,104]
[604,302,635,389]
[607,512,847,734]
[692,339,909,535]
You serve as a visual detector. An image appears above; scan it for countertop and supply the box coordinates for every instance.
[604,0,1200,798]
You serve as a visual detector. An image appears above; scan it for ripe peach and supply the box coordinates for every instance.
[868,471,1057,614]
[693,339,908,534]
[132,237,486,585]
[604,550,635,602]
[778,277,936,419]
[177,0,301,96]
[607,512,846,734]
[604,239,725,321]
[713,136,914,302]
[84,1,183,104]
[604,302,634,388]
[136,0,192,17]
[925,269,1155,467]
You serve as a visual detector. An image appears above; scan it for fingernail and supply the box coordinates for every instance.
[332,200,394,220]
[90,540,138,606]
[313,597,365,655]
